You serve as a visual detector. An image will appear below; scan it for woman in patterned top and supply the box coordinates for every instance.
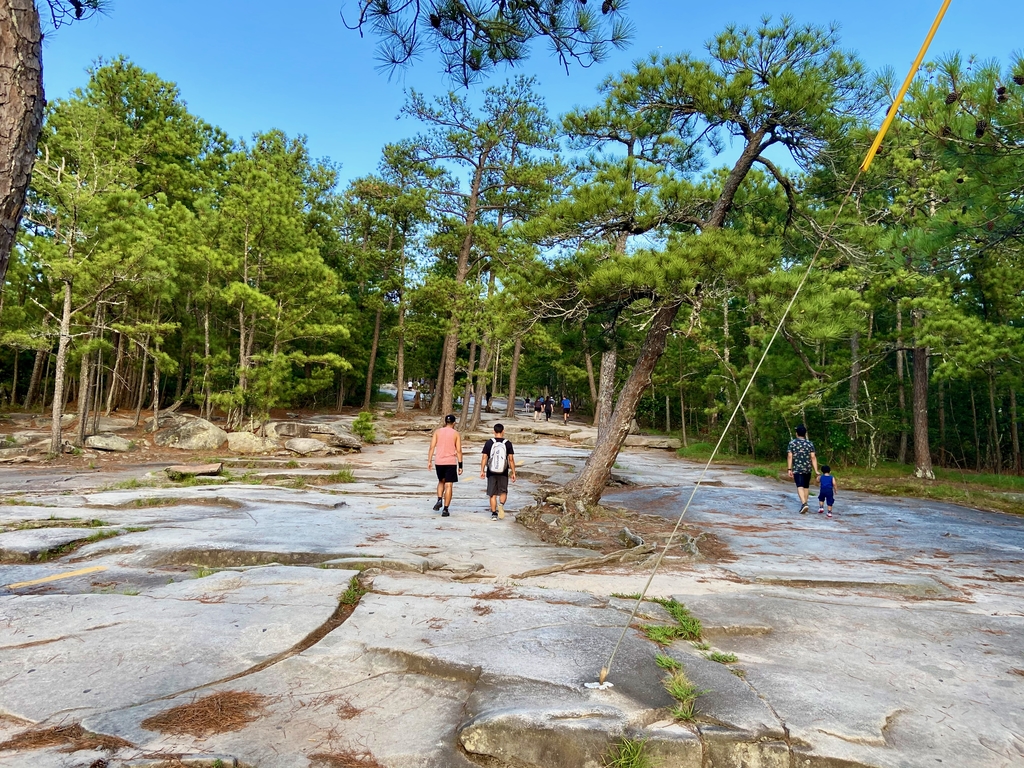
[787,425,819,514]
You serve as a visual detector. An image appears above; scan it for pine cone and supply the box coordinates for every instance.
[429,13,441,28]
[602,0,613,13]
[996,85,1007,95]
[940,126,953,138]
[1014,74,1024,86]
[998,94,1009,103]
[944,91,959,105]
[975,120,987,138]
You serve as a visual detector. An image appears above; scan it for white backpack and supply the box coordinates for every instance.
[487,439,508,474]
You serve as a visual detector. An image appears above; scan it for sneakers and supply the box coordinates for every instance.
[799,503,809,514]
[441,508,450,517]
[818,506,825,514]
[497,503,505,520]
[432,498,443,511]
[827,511,833,518]
[491,512,498,520]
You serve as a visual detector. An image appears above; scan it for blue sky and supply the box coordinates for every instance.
[41,1,1022,184]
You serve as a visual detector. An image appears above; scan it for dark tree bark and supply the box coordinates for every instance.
[504,336,522,419]
[458,341,477,430]
[896,306,908,465]
[595,348,617,439]
[911,310,933,479]
[362,306,383,411]
[23,342,46,409]
[988,371,1002,474]
[0,0,44,292]
[1011,388,1021,475]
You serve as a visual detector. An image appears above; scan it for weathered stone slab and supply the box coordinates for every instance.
[85,434,132,452]
[165,462,223,480]
[0,527,107,562]
[623,435,681,450]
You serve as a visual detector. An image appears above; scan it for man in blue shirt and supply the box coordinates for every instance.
[787,425,819,514]
[561,395,571,425]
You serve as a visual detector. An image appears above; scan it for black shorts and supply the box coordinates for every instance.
[435,465,459,483]
[793,472,811,489]
[486,474,509,497]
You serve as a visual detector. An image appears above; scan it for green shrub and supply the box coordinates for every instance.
[352,412,377,442]
[604,737,655,768]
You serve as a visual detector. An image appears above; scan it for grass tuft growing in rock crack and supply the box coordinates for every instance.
[340,575,368,606]
[663,669,704,722]
[640,597,702,644]
[604,736,654,768]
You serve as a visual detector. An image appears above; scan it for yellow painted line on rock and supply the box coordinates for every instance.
[5,565,107,590]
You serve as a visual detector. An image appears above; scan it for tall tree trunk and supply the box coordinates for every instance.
[988,371,1002,473]
[970,386,981,472]
[584,350,598,423]
[8,348,18,406]
[202,301,212,419]
[23,342,46,410]
[911,310,933,479]
[151,344,161,433]
[504,336,522,419]
[938,379,946,468]
[458,341,477,431]
[74,338,93,447]
[849,330,861,439]
[679,387,687,448]
[896,306,908,465]
[565,302,681,507]
[0,0,44,290]
[1011,388,1021,475]
[395,300,406,416]
[469,341,493,432]
[430,350,446,416]
[362,305,383,411]
[133,338,150,428]
[105,331,125,416]
[596,348,617,439]
[48,280,73,455]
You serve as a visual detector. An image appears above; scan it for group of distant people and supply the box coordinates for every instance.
[523,395,571,425]
[426,407,838,521]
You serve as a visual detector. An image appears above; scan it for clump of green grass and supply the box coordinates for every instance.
[654,652,682,672]
[325,468,356,484]
[37,529,121,561]
[647,597,702,640]
[604,737,654,768]
[351,412,376,442]
[742,467,776,478]
[194,566,216,579]
[340,575,368,606]
[285,460,300,469]
[611,592,642,600]
[704,651,738,664]
[692,640,710,651]
[641,624,683,646]
[663,670,703,722]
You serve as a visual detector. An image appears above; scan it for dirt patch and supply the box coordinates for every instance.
[1010,668,1024,678]
[0,723,133,753]
[517,503,733,563]
[309,751,386,768]
[141,690,270,737]
[472,603,494,615]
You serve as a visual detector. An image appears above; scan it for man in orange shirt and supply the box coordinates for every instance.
[427,414,463,517]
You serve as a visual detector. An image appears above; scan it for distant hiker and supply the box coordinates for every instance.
[817,465,837,518]
[524,396,531,414]
[485,390,492,410]
[480,423,516,520]
[533,396,543,422]
[786,424,819,514]
[427,414,463,517]
[561,395,572,425]
[544,397,553,421]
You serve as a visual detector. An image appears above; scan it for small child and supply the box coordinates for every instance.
[818,465,837,518]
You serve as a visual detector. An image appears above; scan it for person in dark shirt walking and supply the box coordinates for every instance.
[786,424,819,514]
[817,465,837,518]
[480,423,516,520]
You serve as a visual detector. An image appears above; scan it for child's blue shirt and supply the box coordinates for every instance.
[820,475,834,494]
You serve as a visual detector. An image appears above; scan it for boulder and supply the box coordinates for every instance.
[226,431,277,454]
[165,462,223,480]
[268,421,312,439]
[154,416,228,451]
[307,423,362,451]
[623,435,681,450]
[85,434,132,452]
[285,437,331,455]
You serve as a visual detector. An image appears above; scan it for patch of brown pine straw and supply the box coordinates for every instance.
[141,691,269,737]
[309,751,386,768]
[0,723,133,753]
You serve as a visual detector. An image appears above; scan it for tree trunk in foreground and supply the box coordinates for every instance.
[584,351,598,424]
[564,302,681,507]
[0,0,43,291]
[911,342,933,479]
[595,348,617,438]
[504,337,522,419]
